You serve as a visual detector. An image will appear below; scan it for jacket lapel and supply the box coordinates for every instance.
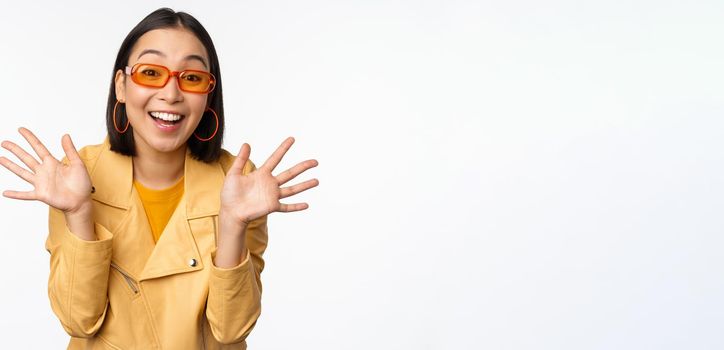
[90,139,153,279]
[89,138,226,282]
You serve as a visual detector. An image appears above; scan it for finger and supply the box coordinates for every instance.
[1,140,41,171]
[280,178,319,199]
[276,159,319,185]
[18,127,53,161]
[260,137,294,172]
[0,156,35,184]
[61,134,82,164]
[229,143,250,175]
[2,190,36,201]
[278,202,309,212]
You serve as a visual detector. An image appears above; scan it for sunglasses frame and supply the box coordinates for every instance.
[125,63,216,94]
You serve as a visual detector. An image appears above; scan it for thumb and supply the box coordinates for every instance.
[61,134,82,164]
[229,143,250,175]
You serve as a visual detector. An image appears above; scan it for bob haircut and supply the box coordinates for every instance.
[106,7,224,163]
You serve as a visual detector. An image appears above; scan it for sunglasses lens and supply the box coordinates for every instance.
[130,64,214,93]
[132,64,169,87]
[179,71,214,93]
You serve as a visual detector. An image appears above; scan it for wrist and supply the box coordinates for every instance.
[63,201,96,241]
[65,199,93,215]
[219,209,249,238]
[64,200,93,221]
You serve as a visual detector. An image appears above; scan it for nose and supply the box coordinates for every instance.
[158,75,184,103]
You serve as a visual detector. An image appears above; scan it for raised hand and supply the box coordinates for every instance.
[220,137,319,225]
[0,127,92,214]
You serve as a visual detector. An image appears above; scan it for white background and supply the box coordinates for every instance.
[0,1,722,349]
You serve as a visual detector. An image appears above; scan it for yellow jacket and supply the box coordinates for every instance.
[45,138,268,349]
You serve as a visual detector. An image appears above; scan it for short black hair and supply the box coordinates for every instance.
[106,7,224,163]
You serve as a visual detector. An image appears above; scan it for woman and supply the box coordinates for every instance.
[0,8,318,349]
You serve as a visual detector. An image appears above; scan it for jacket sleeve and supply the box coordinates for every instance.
[206,214,268,344]
[46,205,113,338]
[206,158,269,344]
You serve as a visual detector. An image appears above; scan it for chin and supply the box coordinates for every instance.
[133,130,189,155]
[149,138,188,153]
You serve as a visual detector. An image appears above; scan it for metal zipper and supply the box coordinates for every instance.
[110,262,139,294]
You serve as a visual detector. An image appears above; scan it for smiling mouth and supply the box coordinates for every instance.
[148,111,186,125]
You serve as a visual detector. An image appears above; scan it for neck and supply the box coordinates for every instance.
[132,141,186,190]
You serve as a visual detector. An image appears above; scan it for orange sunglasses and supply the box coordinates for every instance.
[125,63,216,94]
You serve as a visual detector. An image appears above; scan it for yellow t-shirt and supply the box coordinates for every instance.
[133,176,185,243]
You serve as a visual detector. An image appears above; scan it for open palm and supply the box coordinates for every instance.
[221,137,319,224]
[0,127,91,213]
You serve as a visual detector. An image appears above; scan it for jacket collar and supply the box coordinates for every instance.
[90,137,225,218]
[89,137,226,281]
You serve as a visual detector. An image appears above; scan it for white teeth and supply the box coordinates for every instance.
[150,111,183,121]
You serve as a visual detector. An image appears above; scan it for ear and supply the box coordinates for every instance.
[114,69,126,102]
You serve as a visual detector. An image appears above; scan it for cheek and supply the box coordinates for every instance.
[124,89,154,120]
[186,97,209,124]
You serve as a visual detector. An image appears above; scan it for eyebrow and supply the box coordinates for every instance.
[136,49,208,69]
